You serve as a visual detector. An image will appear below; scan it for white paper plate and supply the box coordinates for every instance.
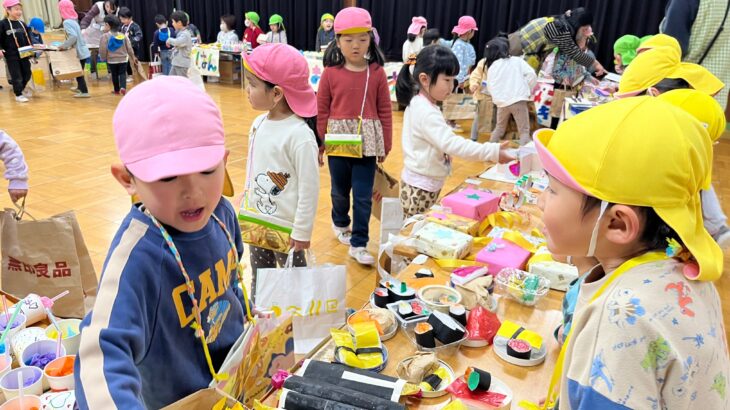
[493,335,546,366]
[396,356,455,398]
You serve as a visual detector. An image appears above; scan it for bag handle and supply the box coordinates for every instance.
[11,197,36,221]
[326,65,370,135]
[242,115,268,211]
[698,0,730,65]
[284,249,316,268]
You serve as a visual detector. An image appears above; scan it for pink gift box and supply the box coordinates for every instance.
[441,188,500,221]
[476,238,531,274]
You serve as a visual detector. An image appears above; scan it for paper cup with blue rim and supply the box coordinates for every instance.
[45,319,81,356]
[0,366,44,399]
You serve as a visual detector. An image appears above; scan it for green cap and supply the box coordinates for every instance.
[321,13,334,22]
[245,11,260,26]
[613,34,641,66]
[269,13,284,30]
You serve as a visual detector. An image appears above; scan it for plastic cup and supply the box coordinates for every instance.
[11,328,48,362]
[17,294,45,327]
[43,355,75,392]
[0,314,27,352]
[44,319,81,356]
[0,395,42,410]
[0,367,43,399]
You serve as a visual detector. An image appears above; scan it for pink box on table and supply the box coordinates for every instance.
[441,188,500,221]
[476,238,531,274]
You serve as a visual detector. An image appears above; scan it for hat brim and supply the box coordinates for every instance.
[285,87,318,118]
[127,145,226,183]
[654,198,723,281]
[533,128,590,195]
[407,23,425,35]
[337,27,371,35]
[667,63,725,96]
[452,26,478,35]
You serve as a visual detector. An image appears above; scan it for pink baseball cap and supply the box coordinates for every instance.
[58,0,78,20]
[452,16,478,36]
[3,0,21,9]
[334,7,372,34]
[407,16,427,35]
[243,43,317,118]
[112,77,225,183]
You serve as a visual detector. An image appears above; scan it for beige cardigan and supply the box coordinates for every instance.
[468,58,488,101]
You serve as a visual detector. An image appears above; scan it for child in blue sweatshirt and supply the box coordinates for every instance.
[74,76,247,409]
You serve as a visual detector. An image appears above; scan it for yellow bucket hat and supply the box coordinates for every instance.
[617,46,724,97]
[637,33,681,56]
[533,97,721,281]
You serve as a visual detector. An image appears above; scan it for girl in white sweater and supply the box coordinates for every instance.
[395,45,513,218]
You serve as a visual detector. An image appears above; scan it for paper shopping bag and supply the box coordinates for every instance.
[48,50,83,80]
[132,59,148,83]
[478,95,497,134]
[161,387,243,410]
[443,93,477,121]
[0,209,98,318]
[372,165,399,221]
[255,254,346,354]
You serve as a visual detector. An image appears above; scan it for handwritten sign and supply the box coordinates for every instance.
[191,46,220,77]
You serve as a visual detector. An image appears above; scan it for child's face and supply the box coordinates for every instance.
[104,1,115,14]
[270,24,278,33]
[322,19,333,31]
[120,17,131,25]
[420,72,455,102]
[539,175,599,256]
[172,19,183,30]
[103,22,111,32]
[337,32,371,64]
[119,160,227,233]
[245,70,281,111]
[6,5,22,20]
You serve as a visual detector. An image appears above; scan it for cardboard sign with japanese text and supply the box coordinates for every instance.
[1,210,97,318]
[191,46,220,77]
[255,260,345,354]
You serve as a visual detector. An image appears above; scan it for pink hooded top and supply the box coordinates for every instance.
[0,131,29,190]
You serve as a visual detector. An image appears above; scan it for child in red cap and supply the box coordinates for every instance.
[318,7,391,266]
[75,77,247,409]
[241,43,320,299]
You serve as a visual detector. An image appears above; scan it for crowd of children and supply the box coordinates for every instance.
[1,2,729,409]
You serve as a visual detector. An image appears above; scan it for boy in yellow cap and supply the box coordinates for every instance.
[533,97,728,408]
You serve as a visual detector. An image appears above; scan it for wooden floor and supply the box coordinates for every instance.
[1,66,729,337]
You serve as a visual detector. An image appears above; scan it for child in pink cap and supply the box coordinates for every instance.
[241,43,320,299]
[318,7,391,266]
[402,16,427,63]
[75,76,248,410]
[1,0,34,102]
[447,15,478,131]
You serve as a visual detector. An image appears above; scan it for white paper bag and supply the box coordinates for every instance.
[255,252,346,354]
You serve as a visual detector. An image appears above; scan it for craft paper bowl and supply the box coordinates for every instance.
[0,395,42,410]
[0,314,27,353]
[20,340,66,370]
[11,328,49,361]
[45,319,81,356]
[0,366,43,399]
[346,309,398,342]
[417,285,462,313]
[396,355,455,398]
[43,355,75,392]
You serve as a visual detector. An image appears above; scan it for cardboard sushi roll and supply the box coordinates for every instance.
[282,375,405,410]
[278,389,367,410]
[296,360,408,402]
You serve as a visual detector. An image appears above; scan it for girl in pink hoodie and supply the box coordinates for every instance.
[0,130,29,203]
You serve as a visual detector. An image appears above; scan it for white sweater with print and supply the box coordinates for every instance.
[243,114,319,242]
[401,94,499,182]
[560,257,729,409]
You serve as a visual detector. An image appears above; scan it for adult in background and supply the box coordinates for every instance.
[80,0,118,77]
[508,7,606,76]
[661,0,730,109]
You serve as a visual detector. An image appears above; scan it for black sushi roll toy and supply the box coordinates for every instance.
[506,338,532,359]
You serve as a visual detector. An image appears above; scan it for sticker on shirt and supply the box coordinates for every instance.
[205,299,230,344]
[254,171,290,215]
[607,288,646,328]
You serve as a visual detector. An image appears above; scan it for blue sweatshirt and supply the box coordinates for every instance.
[75,199,245,409]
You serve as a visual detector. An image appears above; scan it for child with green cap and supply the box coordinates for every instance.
[316,13,335,51]
[243,11,263,52]
[264,14,287,44]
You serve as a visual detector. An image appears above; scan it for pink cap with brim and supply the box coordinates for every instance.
[533,128,590,195]
[452,16,478,36]
[407,16,427,35]
[3,0,20,8]
[243,44,317,118]
[334,7,372,34]
[113,77,225,183]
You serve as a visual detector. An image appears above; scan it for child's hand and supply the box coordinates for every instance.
[165,40,171,46]
[8,189,27,203]
[497,141,516,163]
[289,239,310,251]
[318,151,324,167]
[377,155,386,163]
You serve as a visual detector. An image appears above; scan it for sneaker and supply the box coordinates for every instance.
[349,246,375,265]
[15,95,29,103]
[713,225,730,251]
[111,90,120,95]
[332,225,352,245]
[22,89,32,98]
[70,86,78,92]
[73,93,91,98]
[120,88,126,96]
